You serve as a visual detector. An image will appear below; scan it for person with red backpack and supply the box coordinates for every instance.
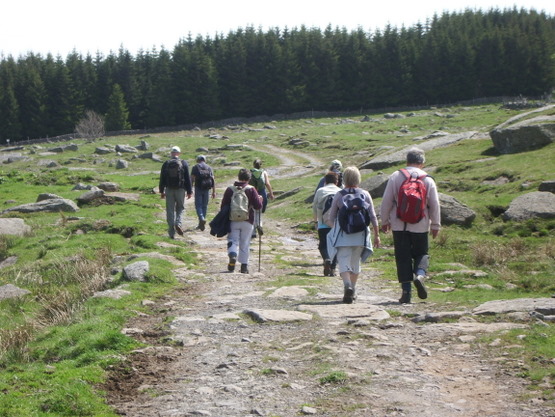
[380,147,441,304]
[159,146,193,239]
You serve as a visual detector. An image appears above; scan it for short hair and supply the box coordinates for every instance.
[406,147,426,165]
[253,159,262,169]
[238,168,251,182]
[342,166,361,187]
[324,171,339,185]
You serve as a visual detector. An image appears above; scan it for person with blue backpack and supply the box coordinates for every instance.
[380,147,441,304]
[159,146,192,239]
[326,166,380,304]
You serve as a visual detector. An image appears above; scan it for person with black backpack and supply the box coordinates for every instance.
[326,167,380,304]
[220,168,263,274]
[191,155,215,231]
[380,147,441,304]
[158,146,193,239]
[312,171,341,276]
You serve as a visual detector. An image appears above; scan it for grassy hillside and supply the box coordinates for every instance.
[0,102,554,415]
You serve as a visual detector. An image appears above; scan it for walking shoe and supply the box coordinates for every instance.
[329,267,337,277]
[399,291,411,304]
[240,264,249,274]
[343,287,354,304]
[199,219,206,231]
[175,224,184,236]
[414,275,428,299]
[323,260,331,276]
[228,254,237,272]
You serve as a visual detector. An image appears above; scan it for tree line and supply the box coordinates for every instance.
[0,7,553,142]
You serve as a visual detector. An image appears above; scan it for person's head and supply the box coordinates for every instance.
[330,159,342,172]
[253,159,262,169]
[238,168,251,182]
[342,166,361,188]
[197,155,206,163]
[171,146,181,158]
[324,171,339,185]
[406,147,425,166]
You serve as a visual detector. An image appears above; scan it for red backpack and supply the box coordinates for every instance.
[396,168,428,224]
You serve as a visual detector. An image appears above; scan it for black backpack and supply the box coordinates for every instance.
[196,163,213,190]
[166,159,184,188]
[337,188,371,234]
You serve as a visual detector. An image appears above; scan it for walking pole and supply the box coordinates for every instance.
[258,210,262,272]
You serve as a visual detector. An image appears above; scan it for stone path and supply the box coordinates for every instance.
[107,211,554,417]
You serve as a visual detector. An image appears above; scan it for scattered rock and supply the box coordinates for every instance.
[0,284,31,301]
[502,191,555,221]
[439,193,476,226]
[0,218,32,236]
[2,198,79,214]
[123,261,150,282]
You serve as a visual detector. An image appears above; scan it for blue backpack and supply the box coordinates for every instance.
[337,188,371,234]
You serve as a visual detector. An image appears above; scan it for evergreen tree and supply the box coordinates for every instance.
[105,83,131,131]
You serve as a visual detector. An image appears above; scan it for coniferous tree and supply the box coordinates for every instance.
[105,83,131,131]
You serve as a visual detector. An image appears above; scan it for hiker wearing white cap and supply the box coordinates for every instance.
[315,160,344,193]
[191,155,216,231]
[159,146,192,239]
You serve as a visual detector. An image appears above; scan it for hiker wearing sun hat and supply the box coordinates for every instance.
[159,146,193,239]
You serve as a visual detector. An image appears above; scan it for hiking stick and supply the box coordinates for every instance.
[258,210,262,272]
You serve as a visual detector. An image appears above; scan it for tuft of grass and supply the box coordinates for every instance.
[319,371,348,385]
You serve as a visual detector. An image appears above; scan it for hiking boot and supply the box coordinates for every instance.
[240,264,249,274]
[343,287,354,304]
[175,224,184,236]
[228,254,237,272]
[323,260,331,276]
[399,291,411,304]
[414,275,428,299]
[329,267,337,277]
[199,219,206,231]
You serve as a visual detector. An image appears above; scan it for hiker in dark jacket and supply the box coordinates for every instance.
[380,147,441,304]
[250,159,274,238]
[159,146,192,239]
[191,155,215,231]
[221,169,263,274]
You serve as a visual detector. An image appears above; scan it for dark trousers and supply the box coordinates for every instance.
[392,231,429,283]
[318,228,336,267]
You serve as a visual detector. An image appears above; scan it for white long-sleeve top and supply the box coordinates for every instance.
[380,167,441,233]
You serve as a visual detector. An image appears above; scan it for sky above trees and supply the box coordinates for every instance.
[2,0,553,58]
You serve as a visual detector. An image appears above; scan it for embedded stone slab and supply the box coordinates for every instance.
[92,289,132,299]
[298,303,390,320]
[244,309,313,323]
[473,298,555,316]
[420,322,527,336]
[268,286,310,298]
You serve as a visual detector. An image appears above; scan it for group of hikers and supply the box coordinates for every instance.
[158,146,441,304]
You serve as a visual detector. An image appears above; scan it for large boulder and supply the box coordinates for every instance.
[361,174,389,199]
[489,114,555,154]
[2,198,79,214]
[502,191,555,221]
[439,193,476,226]
[0,218,32,236]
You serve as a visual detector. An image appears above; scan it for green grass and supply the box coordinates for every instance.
[1,102,554,413]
